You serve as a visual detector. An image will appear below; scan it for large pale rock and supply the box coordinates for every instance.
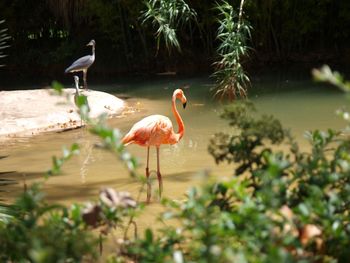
[0,89,124,139]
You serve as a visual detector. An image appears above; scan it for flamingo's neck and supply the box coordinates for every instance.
[172,94,185,142]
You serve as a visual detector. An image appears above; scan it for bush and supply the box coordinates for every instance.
[0,184,98,262]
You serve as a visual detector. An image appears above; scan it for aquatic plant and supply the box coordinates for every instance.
[212,0,251,101]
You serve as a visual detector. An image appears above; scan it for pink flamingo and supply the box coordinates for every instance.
[122,89,187,202]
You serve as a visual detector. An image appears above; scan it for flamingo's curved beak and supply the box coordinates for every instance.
[183,102,187,109]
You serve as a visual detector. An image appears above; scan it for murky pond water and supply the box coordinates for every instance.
[0,73,347,228]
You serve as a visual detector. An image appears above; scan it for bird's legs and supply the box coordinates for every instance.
[156,146,163,199]
[83,70,88,90]
[146,146,151,203]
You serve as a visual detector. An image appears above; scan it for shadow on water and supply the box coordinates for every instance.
[44,177,137,202]
[0,171,46,201]
[164,170,197,183]
[0,172,19,198]
[0,170,46,181]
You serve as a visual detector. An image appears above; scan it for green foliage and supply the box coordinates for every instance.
[89,116,139,177]
[313,65,350,128]
[0,184,98,262]
[47,143,80,176]
[212,0,251,101]
[313,65,350,93]
[0,204,13,225]
[208,101,290,177]
[51,80,65,95]
[0,183,140,262]
[141,0,197,53]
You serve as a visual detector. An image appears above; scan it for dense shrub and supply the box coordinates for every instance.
[0,184,98,262]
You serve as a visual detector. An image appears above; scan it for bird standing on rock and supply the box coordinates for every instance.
[65,40,95,90]
[122,89,187,203]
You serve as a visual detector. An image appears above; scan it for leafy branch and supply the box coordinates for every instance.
[312,65,350,92]
[313,65,350,124]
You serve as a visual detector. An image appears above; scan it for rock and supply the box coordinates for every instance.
[0,88,125,140]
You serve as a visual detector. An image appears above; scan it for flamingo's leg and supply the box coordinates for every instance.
[156,146,163,198]
[83,70,88,90]
[146,146,151,203]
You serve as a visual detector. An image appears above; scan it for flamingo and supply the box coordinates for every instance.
[122,89,187,202]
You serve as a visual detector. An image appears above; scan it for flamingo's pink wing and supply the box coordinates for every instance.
[122,115,173,146]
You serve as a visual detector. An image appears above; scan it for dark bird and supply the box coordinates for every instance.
[65,40,95,90]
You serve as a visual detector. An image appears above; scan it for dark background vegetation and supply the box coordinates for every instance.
[1,0,350,81]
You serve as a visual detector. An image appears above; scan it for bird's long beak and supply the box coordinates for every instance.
[183,102,187,109]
